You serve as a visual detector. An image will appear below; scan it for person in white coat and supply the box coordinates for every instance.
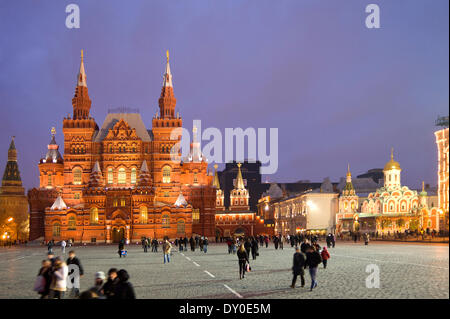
[61,240,67,254]
[49,257,68,299]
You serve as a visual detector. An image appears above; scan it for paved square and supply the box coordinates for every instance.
[0,241,448,299]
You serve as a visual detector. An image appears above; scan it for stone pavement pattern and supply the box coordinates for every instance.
[0,241,448,299]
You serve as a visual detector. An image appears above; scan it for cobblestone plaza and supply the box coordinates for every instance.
[0,241,448,299]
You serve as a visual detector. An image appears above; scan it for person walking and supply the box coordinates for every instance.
[290,247,306,288]
[114,269,136,299]
[203,237,209,253]
[227,238,233,254]
[152,238,159,252]
[199,237,204,252]
[178,237,184,252]
[35,259,52,299]
[142,237,148,252]
[190,236,195,252]
[47,240,54,254]
[305,247,322,291]
[321,247,330,269]
[163,239,172,264]
[364,233,370,245]
[250,237,259,260]
[118,239,125,258]
[184,237,188,251]
[237,244,249,279]
[61,240,66,254]
[274,236,279,250]
[66,250,84,297]
[102,268,119,299]
[264,236,269,248]
[49,257,68,299]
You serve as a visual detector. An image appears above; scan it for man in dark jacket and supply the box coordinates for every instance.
[102,268,120,299]
[305,247,322,291]
[244,238,251,256]
[291,247,306,288]
[189,237,195,251]
[114,269,136,299]
[118,239,125,257]
[66,250,84,297]
[250,237,259,260]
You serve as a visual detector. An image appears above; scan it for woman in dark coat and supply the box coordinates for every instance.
[237,244,249,279]
[291,247,306,288]
[250,237,259,260]
[37,259,52,298]
[114,269,136,299]
[244,238,251,257]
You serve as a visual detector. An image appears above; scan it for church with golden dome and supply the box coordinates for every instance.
[336,149,440,235]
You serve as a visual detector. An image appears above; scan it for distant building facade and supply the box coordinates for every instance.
[0,138,29,241]
[336,150,440,234]
[435,127,449,232]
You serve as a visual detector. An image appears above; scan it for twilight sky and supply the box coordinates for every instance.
[0,0,448,191]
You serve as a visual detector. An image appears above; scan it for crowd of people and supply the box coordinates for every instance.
[35,248,136,299]
[33,230,383,298]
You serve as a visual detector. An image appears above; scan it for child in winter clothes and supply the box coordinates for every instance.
[321,247,330,269]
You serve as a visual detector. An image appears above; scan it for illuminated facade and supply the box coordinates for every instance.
[214,163,264,237]
[0,138,29,241]
[336,149,440,234]
[435,127,449,216]
[28,51,216,243]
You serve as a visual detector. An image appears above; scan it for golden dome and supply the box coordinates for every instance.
[384,148,401,171]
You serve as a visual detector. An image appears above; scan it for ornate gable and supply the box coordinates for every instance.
[104,119,140,141]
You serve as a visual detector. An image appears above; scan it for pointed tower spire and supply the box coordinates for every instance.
[43,127,63,163]
[78,49,87,87]
[158,50,177,119]
[8,136,17,162]
[174,191,188,207]
[213,164,221,189]
[2,136,22,186]
[50,195,67,211]
[72,49,92,120]
[344,164,355,194]
[235,162,245,190]
[138,160,151,186]
[88,161,104,187]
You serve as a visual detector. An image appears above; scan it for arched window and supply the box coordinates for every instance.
[48,174,52,187]
[140,206,148,224]
[118,167,126,184]
[53,222,61,237]
[113,198,118,207]
[90,207,99,224]
[73,168,82,185]
[193,172,198,184]
[107,167,113,184]
[162,213,170,228]
[162,166,171,183]
[68,216,76,230]
[177,219,185,234]
[131,168,137,184]
[120,198,126,207]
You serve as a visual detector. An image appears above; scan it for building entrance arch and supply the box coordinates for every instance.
[112,226,125,243]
